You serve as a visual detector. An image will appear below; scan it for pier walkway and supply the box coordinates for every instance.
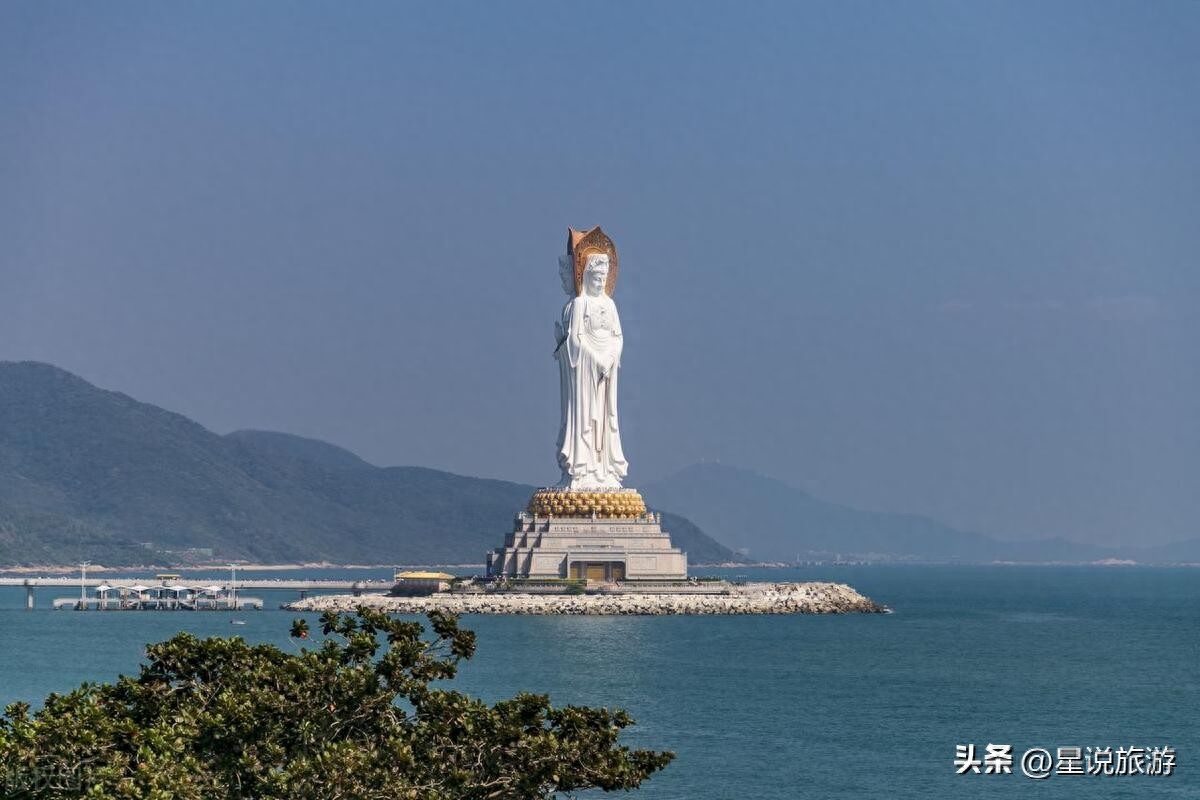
[0,577,392,609]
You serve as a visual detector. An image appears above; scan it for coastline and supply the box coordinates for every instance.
[0,562,477,575]
[5,560,1193,576]
[283,581,886,616]
[0,561,748,575]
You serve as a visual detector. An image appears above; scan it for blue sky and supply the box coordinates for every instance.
[1,1,1197,546]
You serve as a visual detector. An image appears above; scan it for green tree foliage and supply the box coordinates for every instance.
[0,610,673,798]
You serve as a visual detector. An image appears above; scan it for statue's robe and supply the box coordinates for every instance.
[554,301,572,484]
[556,292,628,489]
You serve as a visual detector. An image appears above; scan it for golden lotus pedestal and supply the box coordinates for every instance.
[485,488,688,582]
[525,488,648,519]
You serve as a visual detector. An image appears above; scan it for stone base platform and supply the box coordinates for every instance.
[283,582,886,615]
[485,507,687,581]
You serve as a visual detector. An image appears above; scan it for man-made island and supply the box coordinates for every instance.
[284,581,885,615]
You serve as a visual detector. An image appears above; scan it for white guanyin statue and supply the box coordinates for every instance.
[554,227,628,490]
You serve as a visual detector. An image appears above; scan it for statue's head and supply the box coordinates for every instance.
[584,254,610,297]
[566,227,618,297]
[557,254,574,296]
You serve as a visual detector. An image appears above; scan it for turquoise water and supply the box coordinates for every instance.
[1,566,1196,798]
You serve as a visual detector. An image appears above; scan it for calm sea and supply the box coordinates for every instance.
[1,565,1196,798]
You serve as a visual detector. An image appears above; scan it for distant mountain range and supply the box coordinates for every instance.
[0,361,1193,567]
[0,362,733,566]
[644,463,1198,565]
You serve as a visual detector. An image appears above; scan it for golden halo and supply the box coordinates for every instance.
[568,226,619,297]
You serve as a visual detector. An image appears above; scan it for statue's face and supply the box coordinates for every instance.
[557,255,574,296]
[585,255,609,296]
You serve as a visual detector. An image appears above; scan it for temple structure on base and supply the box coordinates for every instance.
[485,228,688,582]
[487,489,687,581]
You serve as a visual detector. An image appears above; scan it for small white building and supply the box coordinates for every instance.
[392,571,456,596]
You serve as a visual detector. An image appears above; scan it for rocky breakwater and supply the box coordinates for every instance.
[283,582,886,615]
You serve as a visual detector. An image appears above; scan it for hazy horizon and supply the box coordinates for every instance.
[3,2,1197,547]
